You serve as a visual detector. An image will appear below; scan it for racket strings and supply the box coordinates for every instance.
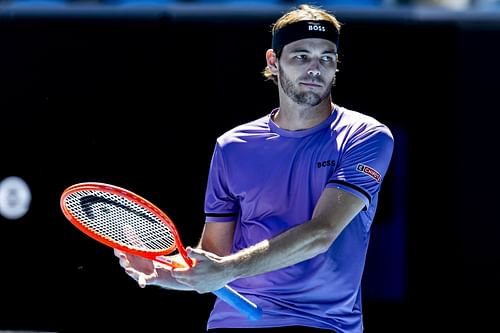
[64,190,176,253]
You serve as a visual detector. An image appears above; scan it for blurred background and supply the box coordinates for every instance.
[0,0,498,332]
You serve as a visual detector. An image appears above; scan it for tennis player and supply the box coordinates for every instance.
[117,4,394,332]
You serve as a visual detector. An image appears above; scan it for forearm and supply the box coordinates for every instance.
[225,188,364,280]
[226,218,335,280]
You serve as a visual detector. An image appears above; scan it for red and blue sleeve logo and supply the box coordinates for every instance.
[356,163,382,183]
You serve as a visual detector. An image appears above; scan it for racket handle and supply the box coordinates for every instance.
[213,285,263,320]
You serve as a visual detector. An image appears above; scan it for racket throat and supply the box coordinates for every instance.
[154,255,191,269]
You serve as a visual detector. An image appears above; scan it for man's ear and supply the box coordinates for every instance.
[266,49,279,75]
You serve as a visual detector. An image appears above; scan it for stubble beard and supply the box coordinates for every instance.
[279,66,331,107]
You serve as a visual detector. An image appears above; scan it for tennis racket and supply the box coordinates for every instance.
[60,182,262,320]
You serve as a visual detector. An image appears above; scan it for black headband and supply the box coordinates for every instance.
[272,20,339,57]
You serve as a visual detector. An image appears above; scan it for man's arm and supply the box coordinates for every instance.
[226,186,364,279]
[198,220,236,256]
[173,187,364,292]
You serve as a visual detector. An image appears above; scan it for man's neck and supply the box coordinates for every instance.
[273,97,333,131]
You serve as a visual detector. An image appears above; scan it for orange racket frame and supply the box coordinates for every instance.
[60,182,263,320]
[60,182,191,269]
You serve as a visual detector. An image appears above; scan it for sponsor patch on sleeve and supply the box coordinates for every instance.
[356,163,381,183]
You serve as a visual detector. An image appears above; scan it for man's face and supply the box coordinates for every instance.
[278,38,338,106]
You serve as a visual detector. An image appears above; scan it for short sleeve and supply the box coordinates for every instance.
[204,142,239,222]
[327,124,394,209]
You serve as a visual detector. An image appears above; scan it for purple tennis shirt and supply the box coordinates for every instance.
[204,105,394,332]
